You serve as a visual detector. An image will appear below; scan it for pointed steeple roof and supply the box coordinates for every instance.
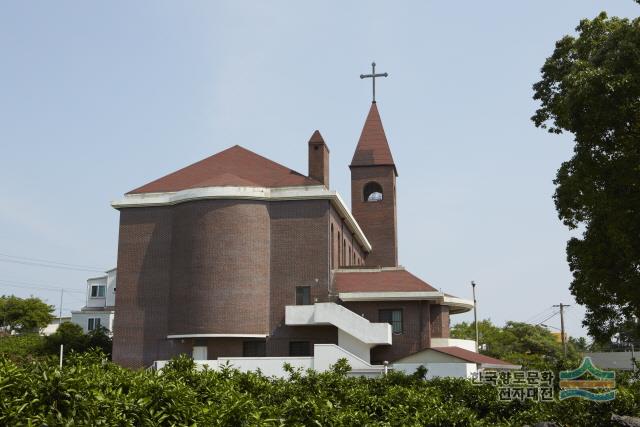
[308,130,325,144]
[350,103,397,176]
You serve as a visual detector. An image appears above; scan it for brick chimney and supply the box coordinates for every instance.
[308,130,330,188]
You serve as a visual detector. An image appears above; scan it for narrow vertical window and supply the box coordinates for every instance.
[88,318,101,331]
[337,231,341,267]
[379,309,403,334]
[296,286,311,305]
[330,224,334,269]
[343,240,346,266]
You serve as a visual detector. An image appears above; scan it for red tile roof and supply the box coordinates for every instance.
[350,103,397,175]
[128,145,320,194]
[334,269,438,293]
[431,346,514,366]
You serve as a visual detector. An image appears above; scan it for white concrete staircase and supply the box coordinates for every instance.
[285,303,392,362]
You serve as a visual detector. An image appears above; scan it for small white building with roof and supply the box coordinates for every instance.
[70,268,116,334]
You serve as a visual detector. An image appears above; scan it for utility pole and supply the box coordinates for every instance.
[59,289,64,369]
[59,288,63,323]
[553,303,570,357]
[472,281,479,353]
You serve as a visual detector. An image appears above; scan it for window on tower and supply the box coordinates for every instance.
[363,182,383,202]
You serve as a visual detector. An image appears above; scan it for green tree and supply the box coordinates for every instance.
[0,295,54,334]
[44,322,88,354]
[532,11,640,343]
[44,322,112,357]
[451,319,581,368]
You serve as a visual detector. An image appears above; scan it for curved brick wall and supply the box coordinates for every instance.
[167,200,270,335]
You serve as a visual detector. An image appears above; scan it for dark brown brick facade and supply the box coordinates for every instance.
[167,200,270,336]
[112,207,190,368]
[113,199,340,368]
[429,304,450,339]
[350,165,398,267]
[267,200,338,355]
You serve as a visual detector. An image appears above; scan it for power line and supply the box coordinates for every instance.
[0,279,85,295]
[0,252,106,270]
[536,310,561,326]
[0,252,106,273]
[524,306,556,324]
[0,259,104,273]
[525,307,553,323]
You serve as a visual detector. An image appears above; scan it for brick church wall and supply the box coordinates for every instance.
[167,200,270,336]
[267,200,338,355]
[113,200,272,368]
[113,198,340,366]
[112,207,189,369]
[429,304,450,338]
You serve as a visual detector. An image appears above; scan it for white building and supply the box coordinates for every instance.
[70,268,116,334]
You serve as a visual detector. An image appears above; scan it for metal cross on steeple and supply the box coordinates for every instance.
[360,62,388,103]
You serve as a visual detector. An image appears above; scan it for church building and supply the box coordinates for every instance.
[111,99,515,376]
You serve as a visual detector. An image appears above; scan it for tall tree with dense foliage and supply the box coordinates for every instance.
[532,11,640,343]
[0,295,54,334]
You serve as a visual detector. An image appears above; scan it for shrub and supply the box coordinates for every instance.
[0,333,46,362]
[0,355,637,425]
[43,322,112,356]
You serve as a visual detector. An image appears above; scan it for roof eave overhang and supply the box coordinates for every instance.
[338,291,473,313]
[111,185,372,252]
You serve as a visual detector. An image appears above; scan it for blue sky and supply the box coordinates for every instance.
[1,1,637,338]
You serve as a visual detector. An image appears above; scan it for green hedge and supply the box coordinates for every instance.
[0,352,638,426]
[0,334,49,363]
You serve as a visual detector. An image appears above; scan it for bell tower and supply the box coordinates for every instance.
[350,102,398,267]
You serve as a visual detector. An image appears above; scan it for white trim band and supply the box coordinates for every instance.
[166,334,268,339]
[338,291,474,313]
[112,185,372,252]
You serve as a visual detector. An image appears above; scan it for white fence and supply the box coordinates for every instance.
[154,344,386,378]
